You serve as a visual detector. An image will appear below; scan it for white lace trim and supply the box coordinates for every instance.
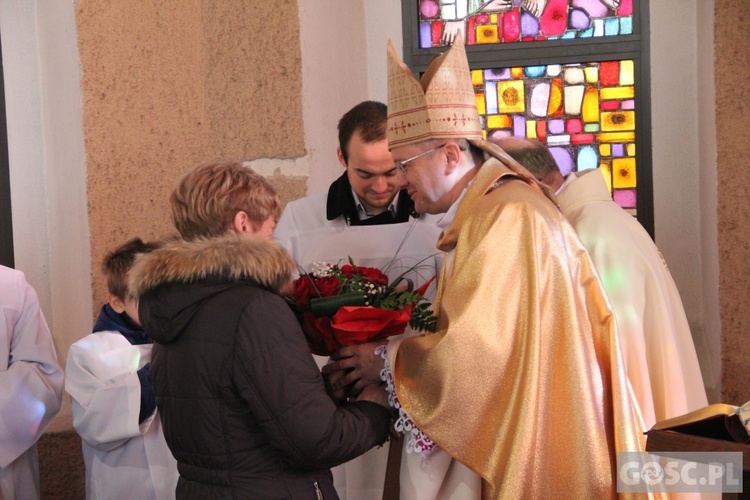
[376,345,437,457]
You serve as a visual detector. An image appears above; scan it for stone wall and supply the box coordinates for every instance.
[77,0,305,312]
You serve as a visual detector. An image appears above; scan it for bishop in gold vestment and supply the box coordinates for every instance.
[389,144,645,498]
[383,31,647,499]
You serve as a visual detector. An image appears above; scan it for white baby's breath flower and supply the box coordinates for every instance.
[310,262,333,278]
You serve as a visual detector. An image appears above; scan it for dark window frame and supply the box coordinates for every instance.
[0,35,13,267]
[400,0,653,237]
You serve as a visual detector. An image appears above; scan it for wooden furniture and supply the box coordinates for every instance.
[646,429,750,499]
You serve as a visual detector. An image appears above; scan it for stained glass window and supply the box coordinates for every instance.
[476,60,638,213]
[403,0,652,234]
[419,0,634,48]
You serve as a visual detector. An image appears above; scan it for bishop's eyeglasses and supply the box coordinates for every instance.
[394,144,447,175]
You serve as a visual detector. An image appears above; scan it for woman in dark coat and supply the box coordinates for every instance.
[130,161,391,499]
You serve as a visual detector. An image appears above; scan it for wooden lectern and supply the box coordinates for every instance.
[646,429,750,499]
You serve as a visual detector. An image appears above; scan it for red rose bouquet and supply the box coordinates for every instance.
[289,260,436,356]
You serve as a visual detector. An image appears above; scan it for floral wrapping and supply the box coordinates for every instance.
[289,261,436,356]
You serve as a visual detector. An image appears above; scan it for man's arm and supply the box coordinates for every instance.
[233,293,391,470]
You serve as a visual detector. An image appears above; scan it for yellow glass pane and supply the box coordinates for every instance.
[497,80,525,113]
[620,60,634,86]
[548,78,563,117]
[612,157,636,188]
[511,67,524,79]
[582,86,599,123]
[599,144,612,156]
[596,131,636,142]
[476,24,499,44]
[472,69,484,87]
[490,13,498,23]
[526,120,537,138]
[487,114,511,129]
[626,143,636,156]
[599,163,613,194]
[600,86,635,100]
[584,66,599,83]
[601,111,635,132]
[475,93,486,114]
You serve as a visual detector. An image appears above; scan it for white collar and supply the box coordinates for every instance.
[555,172,577,196]
[353,189,400,220]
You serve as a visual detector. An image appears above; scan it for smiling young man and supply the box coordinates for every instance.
[274,100,444,304]
[274,101,445,500]
[278,101,415,230]
[333,101,405,221]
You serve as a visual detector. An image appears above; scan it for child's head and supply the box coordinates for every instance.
[170,161,282,241]
[103,238,160,327]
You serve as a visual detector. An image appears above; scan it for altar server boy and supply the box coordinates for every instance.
[66,238,178,499]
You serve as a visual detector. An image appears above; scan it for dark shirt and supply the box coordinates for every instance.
[325,172,417,226]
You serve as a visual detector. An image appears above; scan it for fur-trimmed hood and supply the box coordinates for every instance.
[129,234,296,299]
[131,234,296,345]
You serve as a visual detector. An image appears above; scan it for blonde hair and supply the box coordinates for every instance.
[170,161,281,241]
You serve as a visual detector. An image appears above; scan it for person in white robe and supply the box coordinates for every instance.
[65,238,178,499]
[0,265,63,500]
[275,101,445,500]
[498,136,708,430]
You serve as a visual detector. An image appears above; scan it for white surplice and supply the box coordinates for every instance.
[66,332,178,499]
[557,168,707,429]
[0,266,63,500]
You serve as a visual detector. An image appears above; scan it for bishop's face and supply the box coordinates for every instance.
[391,142,453,215]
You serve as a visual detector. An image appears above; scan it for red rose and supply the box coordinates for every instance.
[339,265,357,277]
[359,267,389,286]
[294,275,342,306]
[312,276,341,298]
[339,265,389,286]
[293,275,314,306]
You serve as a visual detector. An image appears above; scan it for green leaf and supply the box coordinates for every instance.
[408,303,437,333]
[310,292,367,317]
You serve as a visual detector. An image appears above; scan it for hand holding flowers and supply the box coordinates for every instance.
[324,340,389,397]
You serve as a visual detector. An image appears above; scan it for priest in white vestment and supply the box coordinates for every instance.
[497,136,708,430]
[0,266,63,500]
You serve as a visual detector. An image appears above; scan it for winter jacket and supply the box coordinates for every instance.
[130,235,392,499]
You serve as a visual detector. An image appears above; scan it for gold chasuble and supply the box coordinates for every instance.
[392,143,647,499]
